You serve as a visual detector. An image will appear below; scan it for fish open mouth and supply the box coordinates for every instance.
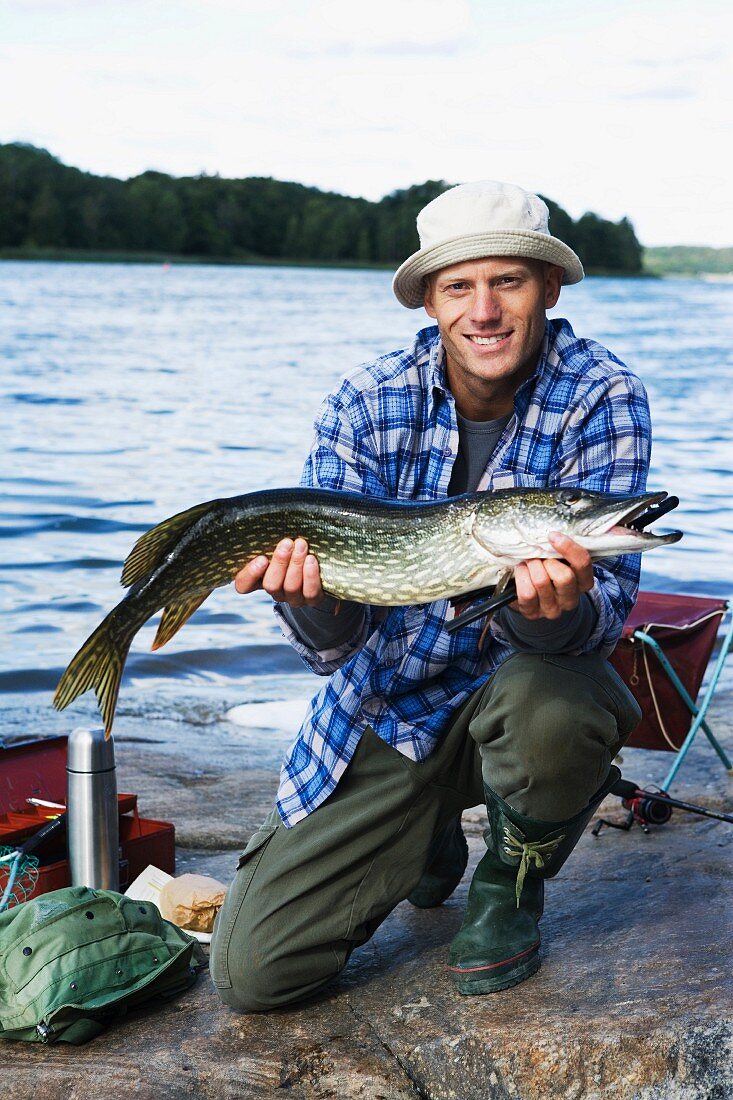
[585,491,683,545]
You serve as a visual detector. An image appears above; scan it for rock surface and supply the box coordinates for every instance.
[1,692,732,1099]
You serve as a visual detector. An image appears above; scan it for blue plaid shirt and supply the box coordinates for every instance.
[275,318,651,826]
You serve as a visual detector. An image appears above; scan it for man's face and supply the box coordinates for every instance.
[423,257,563,417]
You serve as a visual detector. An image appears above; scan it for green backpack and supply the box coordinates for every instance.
[0,885,204,1044]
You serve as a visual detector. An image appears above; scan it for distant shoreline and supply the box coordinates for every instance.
[0,247,660,278]
[0,143,647,278]
[4,144,731,279]
[0,247,393,270]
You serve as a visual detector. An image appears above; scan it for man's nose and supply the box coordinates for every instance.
[469,286,502,325]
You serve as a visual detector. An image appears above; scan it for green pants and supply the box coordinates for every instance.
[211,652,640,1012]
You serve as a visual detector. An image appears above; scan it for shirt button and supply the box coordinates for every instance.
[443,447,452,457]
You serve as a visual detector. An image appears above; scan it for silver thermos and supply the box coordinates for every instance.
[66,727,119,890]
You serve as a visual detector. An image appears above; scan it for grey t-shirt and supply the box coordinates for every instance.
[447,411,510,496]
[281,411,596,652]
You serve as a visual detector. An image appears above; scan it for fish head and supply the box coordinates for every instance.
[471,488,682,565]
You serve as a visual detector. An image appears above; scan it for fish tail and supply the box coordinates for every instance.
[53,609,136,738]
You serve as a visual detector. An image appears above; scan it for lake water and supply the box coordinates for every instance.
[2,262,732,759]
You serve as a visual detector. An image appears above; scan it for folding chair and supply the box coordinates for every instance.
[609,590,733,791]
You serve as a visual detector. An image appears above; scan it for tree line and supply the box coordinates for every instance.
[0,142,643,273]
[643,246,733,277]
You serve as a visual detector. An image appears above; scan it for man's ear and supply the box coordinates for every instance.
[544,264,563,309]
[423,275,437,318]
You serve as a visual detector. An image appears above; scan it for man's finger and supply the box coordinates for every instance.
[512,561,540,617]
[302,554,325,603]
[282,537,308,599]
[548,532,594,589]
[543,557,582,610]
[262,539,295,598]
[524,558,562,618]
[234,555,268,594]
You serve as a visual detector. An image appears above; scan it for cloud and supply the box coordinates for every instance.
[287,38,467,59]
[620,84,695,100]
[1,0,732,245]
[633,49,725,68]
[271,0,472,57]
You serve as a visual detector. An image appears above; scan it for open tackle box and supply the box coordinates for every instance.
[0,735,175,899]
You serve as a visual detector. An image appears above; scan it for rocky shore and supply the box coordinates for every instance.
[1,687,731,1099]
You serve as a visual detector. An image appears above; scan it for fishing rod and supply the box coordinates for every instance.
[0,813,67,912]
[592,777,733,836]
[447,494,681,633]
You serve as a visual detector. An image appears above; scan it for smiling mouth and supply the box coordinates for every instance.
[466,333,511,346]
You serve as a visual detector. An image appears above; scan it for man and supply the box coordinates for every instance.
[211,180,648,1010]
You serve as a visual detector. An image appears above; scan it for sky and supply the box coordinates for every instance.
[1,0,731,247]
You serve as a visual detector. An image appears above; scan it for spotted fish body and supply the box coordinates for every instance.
[53,486,681,734]
[230,490,501,603]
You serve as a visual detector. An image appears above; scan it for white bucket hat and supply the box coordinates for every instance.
[392,180,584,309]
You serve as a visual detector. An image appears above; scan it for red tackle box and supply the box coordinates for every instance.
[0,735,175,900]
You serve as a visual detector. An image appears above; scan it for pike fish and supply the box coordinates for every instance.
[53,486,681,734]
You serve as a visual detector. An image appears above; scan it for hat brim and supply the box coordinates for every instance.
[392,230,584,309]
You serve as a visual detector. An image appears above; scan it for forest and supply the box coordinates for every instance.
[643,246,733,277]
[0,142,644,273]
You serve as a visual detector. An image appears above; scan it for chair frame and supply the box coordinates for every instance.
[629,599,733,790]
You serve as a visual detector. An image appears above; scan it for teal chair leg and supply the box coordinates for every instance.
[632,610,733,791]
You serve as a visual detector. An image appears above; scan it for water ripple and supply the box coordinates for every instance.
[2,264,732,711]
[10,393,85,406]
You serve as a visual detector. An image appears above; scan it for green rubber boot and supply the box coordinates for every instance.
[407,815,469,909]
[448,765,620,995]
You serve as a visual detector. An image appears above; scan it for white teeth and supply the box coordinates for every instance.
[469,334,508,345]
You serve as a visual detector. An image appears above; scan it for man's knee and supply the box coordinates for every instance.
[211,890,306,1013]
[212,952,294,1014]
[214,975,269,1014]
[469,651,637,817]
[211,901,348,1014]
[472,650,636,744]
[213,946,348,1014]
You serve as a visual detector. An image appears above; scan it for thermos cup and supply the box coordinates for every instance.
[66,727,119,890]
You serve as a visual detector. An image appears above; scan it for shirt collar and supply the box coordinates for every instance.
[512,319,554,406]
[424,329,450,397]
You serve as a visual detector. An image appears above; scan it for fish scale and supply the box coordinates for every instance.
[53,485,681,735]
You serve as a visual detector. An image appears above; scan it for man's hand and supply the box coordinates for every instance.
[233,538,327,608]
[510,533,594,620]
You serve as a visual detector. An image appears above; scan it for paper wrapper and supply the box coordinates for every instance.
[158,873,227,933]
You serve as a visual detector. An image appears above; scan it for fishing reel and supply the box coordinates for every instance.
[620,789,672,827]
[592,777,733,836]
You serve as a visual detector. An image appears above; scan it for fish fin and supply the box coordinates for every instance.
[449,584,497,608]
[493,571,513,596]
[121,501,218,588]
[476,573,514,651]
[152,592,211,650]
[53,609,135,737]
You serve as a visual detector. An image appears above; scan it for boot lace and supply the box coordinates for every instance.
[502,828,565,907]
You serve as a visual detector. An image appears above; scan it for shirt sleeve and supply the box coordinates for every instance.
[280,597,367,652]
[301,389,391,496]
[495,595,597,653]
